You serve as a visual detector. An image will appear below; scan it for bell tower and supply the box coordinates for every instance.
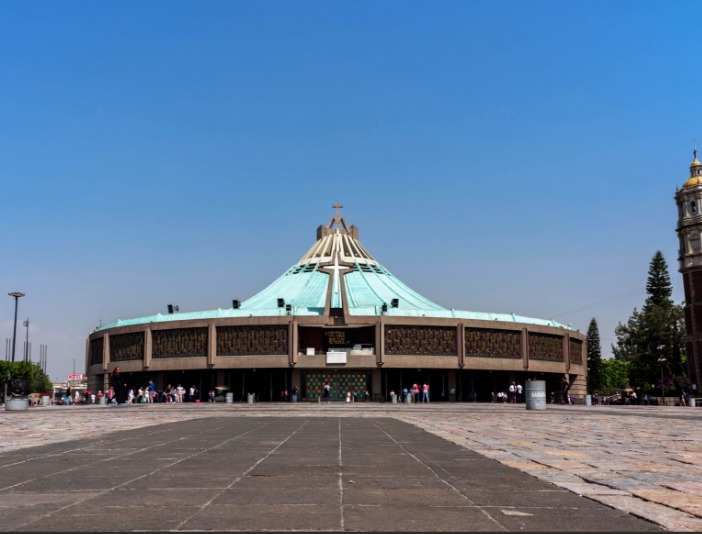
[676,150,702,392]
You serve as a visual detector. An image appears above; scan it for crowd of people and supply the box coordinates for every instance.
[491,382,524,403]
[387,382,430,404]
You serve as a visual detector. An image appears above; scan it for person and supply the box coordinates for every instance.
[561,376,571,405]
[189,385,196,403]
[509,382,516,404]
[422,383,430,403]
[402,387,409,404]
[208,389,216,403]
[291,385,298,403]
[412,383,420,403]
[516,383,523,403]
[110,367,128,405]
[322,383,330,402]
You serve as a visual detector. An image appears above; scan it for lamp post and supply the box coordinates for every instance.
[658,355,667,406]
[23,318,29,362]
[8,292,25,363]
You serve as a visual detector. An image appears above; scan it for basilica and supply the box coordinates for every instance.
[86,205,586,402]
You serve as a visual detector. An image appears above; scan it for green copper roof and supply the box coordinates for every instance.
[100,208,574,331]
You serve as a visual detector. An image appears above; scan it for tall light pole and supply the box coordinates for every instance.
[8,292,25,363]
[658,355,667,406]
[23,318,29,362]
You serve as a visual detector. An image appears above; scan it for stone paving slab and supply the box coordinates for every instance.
[0,413,661,532]
[0,402,699,530]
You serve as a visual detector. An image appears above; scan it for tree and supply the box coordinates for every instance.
[586,318,604,393]
[600,359,631,390]
[612,251,685,392]
[0,361,53,400]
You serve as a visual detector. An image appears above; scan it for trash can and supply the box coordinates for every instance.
[247,393,254,404]
[584,394,592,406]
[225,392,234,404]
[525,380,547,410]
[390,392,397,404]
[41,395,51,407]
[690,397,696,407]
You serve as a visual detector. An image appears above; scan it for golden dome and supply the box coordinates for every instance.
[683,149,702,187]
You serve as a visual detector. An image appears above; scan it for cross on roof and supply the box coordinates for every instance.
[328,201,349,231]
[332,202,343,226]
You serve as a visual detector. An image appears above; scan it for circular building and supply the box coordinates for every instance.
[86,206,586,402]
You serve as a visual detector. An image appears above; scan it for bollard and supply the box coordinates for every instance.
[225,392,234,404]
[247,393,254,404]
[690,397,696,407]
[584,394,592,406]
[525,380,547,410]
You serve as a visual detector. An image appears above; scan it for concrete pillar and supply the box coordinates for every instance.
[371,368,382,401]
[144,327,152,369]
[457,324,465,368]
[207,323,216,367]
[290,320,298,366]
[103,334,110,373]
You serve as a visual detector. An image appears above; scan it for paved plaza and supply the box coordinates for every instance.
[0,403,700,531]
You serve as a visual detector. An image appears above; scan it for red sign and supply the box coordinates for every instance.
[68,374,86,381]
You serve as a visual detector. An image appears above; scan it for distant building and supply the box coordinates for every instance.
[86,205,586,401]
[676,151,702,392]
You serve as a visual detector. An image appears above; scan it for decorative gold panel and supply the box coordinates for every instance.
[569,339,583,364]
[110,332,144,362]
[528,333,563,362]
[89,338,104,366]
[465,328,521,359]
[217,326,288,356]
[152,328,208,358]
[384,326,456,355]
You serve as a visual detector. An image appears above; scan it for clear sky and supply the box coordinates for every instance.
[1,0,696,381]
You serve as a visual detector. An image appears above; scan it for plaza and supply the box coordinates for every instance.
[1,403,700,531]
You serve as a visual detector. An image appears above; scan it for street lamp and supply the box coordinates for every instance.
[658,356,667,406]
[8,292,25,363]
[23,318,29,362]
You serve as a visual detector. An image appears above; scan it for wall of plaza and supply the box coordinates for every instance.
[86,314,587,401]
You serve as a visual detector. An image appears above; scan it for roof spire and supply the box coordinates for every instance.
[328,201,349,232]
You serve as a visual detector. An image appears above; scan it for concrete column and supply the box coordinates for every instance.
[144,327,152,369]
[448,370,457,401]
[103,334,110,372]
[207,323,216,366]
[521,328,528,370]
[376,318,384,366]
[291,368,301,391]
[290,319,298,366]
[371,368,382,400]
[564,334,570,372]
[457,324,465,368]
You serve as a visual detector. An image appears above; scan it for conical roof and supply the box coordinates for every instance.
[100,206,572,330]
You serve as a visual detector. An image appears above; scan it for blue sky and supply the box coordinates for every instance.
[0,0,696,380]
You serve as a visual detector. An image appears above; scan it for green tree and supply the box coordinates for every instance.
[612,251,685,392]
[0,361,53,397]
[600,359,631,390]
[586,317,604,393]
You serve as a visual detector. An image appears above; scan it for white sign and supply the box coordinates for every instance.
[326,351,347,364]
[530,391,546,398]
